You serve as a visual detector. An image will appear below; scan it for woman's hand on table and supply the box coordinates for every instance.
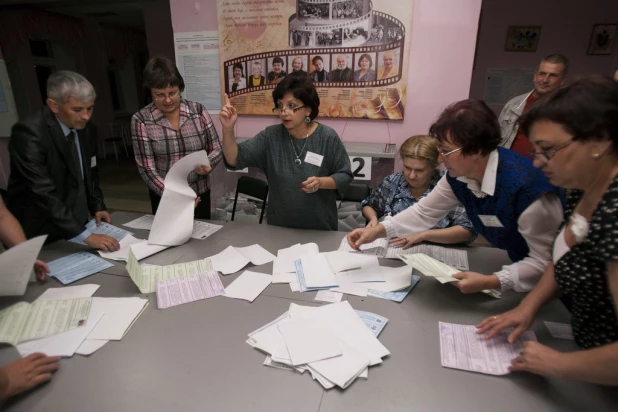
[476,304,536,343]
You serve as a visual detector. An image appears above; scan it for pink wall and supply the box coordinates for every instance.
[470,0,618,111]
[170,0,482,158]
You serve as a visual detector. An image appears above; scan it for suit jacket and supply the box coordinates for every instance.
[331,67,352,82]
[7,106,106,241]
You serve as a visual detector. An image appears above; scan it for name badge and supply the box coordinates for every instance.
[478,215,504,228]
[304,151,324,167]
[91,156,97,168]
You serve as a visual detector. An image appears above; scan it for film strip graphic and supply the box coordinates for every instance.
[224,7,406,98]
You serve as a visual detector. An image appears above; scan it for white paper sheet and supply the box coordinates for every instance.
[272,272,297,284]
[247,312,289,355]
[289,282,300,292]
[191,221,223,239]
[236,244,276,265]
[0,236,47,296]
[314,290,343,303]
[439,322,537,375]
[308,340,370,389]
[224,271,271,302]
[208,246,250,275]
[359,266,412,292]
[16,311,104,357]
[274,243,319,273]
[300,254,338,289]
[337,267,385,284]
[98,235,170,261]
[87,297,148,341]
[324,251,378,273]
[278,318,342,366]
[149,151,210,246]
[76,339,109,355]
[35,284,100,302]
[123,214,155,230]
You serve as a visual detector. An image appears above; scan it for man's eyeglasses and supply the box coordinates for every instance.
[272,104,305,114]
[528,139,573,162]
[152,91,180,101]
[439,147,463,157]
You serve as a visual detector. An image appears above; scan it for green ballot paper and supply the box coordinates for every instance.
[0,298,92,344]
[127,249,214,293]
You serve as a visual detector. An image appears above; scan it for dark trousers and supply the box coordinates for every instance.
[149,189,211,220]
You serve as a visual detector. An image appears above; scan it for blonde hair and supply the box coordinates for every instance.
[399,135,439,168]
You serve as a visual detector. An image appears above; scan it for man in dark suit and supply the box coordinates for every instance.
[7,71,119,251]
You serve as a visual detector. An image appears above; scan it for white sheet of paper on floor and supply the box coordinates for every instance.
[149,151,210,247]
[0,235,47,296]
[223,271,272,302]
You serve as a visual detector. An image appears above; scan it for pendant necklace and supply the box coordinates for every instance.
[288,131,310,165]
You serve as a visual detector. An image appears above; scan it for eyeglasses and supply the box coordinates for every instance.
[528,139,573,162]
[439,146,463,157]
[272,104,305,114]
[152,91,180,101]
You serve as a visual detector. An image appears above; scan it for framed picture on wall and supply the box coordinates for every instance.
[504,26,542,52]
[587,24,618,55]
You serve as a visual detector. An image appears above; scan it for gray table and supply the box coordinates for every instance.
[3,212,618,411]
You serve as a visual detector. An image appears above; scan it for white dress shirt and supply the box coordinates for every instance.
[382,150,563,292]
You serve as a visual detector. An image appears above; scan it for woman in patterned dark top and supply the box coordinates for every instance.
[361,135,476,249]
[478,75,618,385]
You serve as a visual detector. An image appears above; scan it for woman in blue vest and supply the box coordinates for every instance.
[477,76,618,385]
[348,99,564,294]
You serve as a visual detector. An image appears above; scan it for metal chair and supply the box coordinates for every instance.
[231,176,268,224]
[105,123,130,161]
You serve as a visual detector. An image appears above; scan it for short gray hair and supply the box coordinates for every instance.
[47,71,96,104]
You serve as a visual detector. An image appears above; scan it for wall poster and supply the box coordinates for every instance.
[217,0,413,120]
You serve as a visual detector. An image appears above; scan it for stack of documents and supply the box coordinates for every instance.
[98,235,169,262]
[399,254,501,298]
[338,237,470,271]
[272,243,319,284]
[157,271,225,309]
[0,235,47,296]
[247,301,389,389]
[207,245,275,275]
[70,220,132,245]
[123,214,223,240]
[439,322,536,375]
[48,252,113,284]
[127,249,214,293]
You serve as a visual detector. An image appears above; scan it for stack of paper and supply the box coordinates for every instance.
[207,245,276,275]
[70,220,132,246]
[127,249,214,293]
[439,322,536,375]
[123,214,223,240]
[48,252,113,284]
[272,243,319,284]
[0,235,47,296]
[247,301,389,389]
[338,237,470,271]
[157,271,225,309]
[399,254,501,299]
[149,151,211,246]
[98,235,169,262]
[224,271,272,302]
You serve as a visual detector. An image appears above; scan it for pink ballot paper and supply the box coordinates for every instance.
[439,322,537,375]
[156,271,225,309]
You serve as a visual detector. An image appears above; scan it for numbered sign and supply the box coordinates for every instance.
[349,156,372,181]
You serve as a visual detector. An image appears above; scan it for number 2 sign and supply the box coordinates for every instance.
[349,157,371,181]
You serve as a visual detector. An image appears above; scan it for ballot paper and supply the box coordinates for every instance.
[399,254,501,298]
[360,266,413,293]
[70,220,132,245]
[315,290,343,303]
[367,275,420,302]
[0,298,92,344]
[86,297,148,340]
[224,271,272,302]
[35,284,100,302]
[0,235,47,296]
[338,237,470,271]
[544,321,574,340]
[156,271,225,309]
[354,311,388,337]
[127,249,214,293]
[76,339,108,356]
[16,311,104,358]
[273,243,320,276]
[295,259,333,293]
[439,322,537,375]
[149,151,211,246]
[124,214,224,240]
[123,214,155,230]
[299,254,338,289]
[208,245,275,275]
[98,235,169,262]
[278,318,342,365]
[48,252,113,284]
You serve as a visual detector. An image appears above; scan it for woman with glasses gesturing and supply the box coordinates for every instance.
[348,98,564,295]
[131,57,222,218]
[219,76,352,230]
[477,76,618,385]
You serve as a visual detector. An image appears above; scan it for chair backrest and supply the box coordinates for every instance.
[232,176,269,223]
[108,123,125,139]
[338,183,371,202]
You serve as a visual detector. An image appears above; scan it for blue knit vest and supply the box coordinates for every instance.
[447,147,561,262]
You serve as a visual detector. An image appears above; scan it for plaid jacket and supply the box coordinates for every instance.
[131,100,222,196]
